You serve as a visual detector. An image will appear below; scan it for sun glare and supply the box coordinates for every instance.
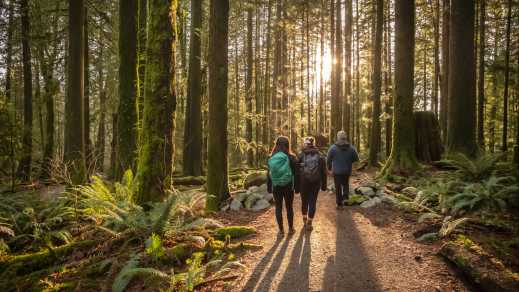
[315,47,333,90]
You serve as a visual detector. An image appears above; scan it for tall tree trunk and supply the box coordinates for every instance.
[433,0,440,116]
[382,0,419,175]
[95,44,106,172]
[84,7,91,173]
[369,0,383,166]
[384,0,393,157]
[318,0,325,134]
[116,0,138,179]
[263,0,273,159]
[344,0,353,138]
[329,0,335,142]
[331,0,343,141]
[477,0,486,149]
[306,0,312,134]
[246,6,254,166]
[440,0,449,142]
[502,0,512,152]
[255,0,262,165]
[447,0,477,156]
[355,0,361,150]
[422,46,427,111]
[5,0,14,104]
[136,0,147,141]
[183,0,203,176]
[135,0,177,204]
[206,0,230,211]
[18,0,33,181]
[65,0,86,184]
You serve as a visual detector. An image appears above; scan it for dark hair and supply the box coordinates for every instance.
[270,136,293,156]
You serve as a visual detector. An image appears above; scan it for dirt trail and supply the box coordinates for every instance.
[228,174,470,292]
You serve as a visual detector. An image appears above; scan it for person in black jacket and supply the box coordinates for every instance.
[297,137,327,231]
[267,136,300,235]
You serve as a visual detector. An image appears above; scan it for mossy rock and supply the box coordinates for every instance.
[345,195,368,206]
[243,172,267,189]
[214,226,256,240]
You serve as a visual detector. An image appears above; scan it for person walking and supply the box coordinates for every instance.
[326,131,359,208]
[298,137,327,231]
[267,136,300,235]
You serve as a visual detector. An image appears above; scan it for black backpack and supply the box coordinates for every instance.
[302,153,320,183]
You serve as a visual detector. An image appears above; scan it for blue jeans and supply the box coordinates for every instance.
[333,174,350,206]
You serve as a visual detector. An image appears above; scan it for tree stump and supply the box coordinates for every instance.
[414,111,444,162]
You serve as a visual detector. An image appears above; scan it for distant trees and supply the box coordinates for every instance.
[206,0,230,211]
[369,0,383,166]
[183,0,203,176]
[135,0,177,204]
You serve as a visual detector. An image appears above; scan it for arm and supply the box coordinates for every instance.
[290,155,300,194]
[326,146,334,172]
[351,147,360,174]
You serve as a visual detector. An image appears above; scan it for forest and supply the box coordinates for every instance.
[0,0,518,291]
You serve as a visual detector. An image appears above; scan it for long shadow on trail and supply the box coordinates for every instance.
[241,235,288,292]
[322,209,382,292]
[276,229,311,291]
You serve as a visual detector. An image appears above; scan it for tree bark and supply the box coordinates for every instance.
[369,0,383,166]
[384,0,392,157]
[502,0,512,152]
[83,7,91,173]
[414,111,443,162]
[440,0,449,142]
[246,6,254,166]
[477,0,486,149]
[343,0,353,138]
[65,0,86,184]
[18,0,33,181]
[183,0,203,176]
[135,0,177,204]
[382,0,419,175]
[262,0,273,158]
[447,0,477,157]
[433,0,440,116]
[116,0,138,179]
[206,0,230,211]
[331,0,343,141]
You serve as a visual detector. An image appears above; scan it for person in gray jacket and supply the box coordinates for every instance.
[326,131,359,208]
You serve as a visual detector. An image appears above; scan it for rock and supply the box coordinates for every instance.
[401,186,419,197]
[376,190,384,197]
[356,186,376,197]
[251,199,271,211]
[234,191,248,202]
[380,195,398,205]
[362,181,380,190]
[262,192,274,202]
[243,172,268,189]
[248,186,259,193]
[244,193,263,209]
[257,184,268,193]
[221,204,230,212]
[360,197,382,208]
[230,198,242,211]
[345,194,368,206]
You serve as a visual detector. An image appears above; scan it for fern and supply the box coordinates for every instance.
[112,253,142,292]
[441,152,505,181]
[439,217,469,237]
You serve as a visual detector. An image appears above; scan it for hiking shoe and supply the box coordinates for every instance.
[306,220,313,231]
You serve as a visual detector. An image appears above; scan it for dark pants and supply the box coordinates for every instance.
[301,181,320,219]
[273,184,294,230]
[334,174,350,206]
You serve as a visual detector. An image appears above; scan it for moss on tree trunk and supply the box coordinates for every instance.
[135,0,177,205]
[381,0,419,176]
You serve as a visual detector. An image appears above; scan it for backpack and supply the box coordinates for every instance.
[302,152,320,183]
[268,152,293,187]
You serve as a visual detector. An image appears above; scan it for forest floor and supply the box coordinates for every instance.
[215,172,472,292]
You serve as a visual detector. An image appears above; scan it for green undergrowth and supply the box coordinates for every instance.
[0,170,257,291]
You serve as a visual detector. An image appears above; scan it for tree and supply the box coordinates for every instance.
[502,0,512,152]
[382,0,419,175]
[446,0,477,157]
[17,0,33,181]
[64,0,86,184]
[368,0,383,166]
[116,0,138,179]
[206,0,230,211]
[183,0,203,176]
[246,4,254,166]
[343,0,353,137]
[135,0,177,204]
[477,0,486,148]
[331,0,343,140]
[83,6,91,171]
[439,0,449,142]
